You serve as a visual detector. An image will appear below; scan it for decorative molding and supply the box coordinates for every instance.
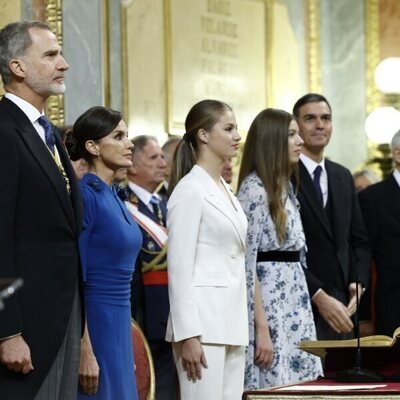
[306,0,322,93]
[120,0,133,122]
[163,0,172,133]
[44,0,64,125]
[364,0,381,114]
[102,0,111,107]
[364,0,385,176]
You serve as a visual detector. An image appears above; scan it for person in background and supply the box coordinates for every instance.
[358,130,400,337]
[353,169,380,193]
[221,158,233,184]
[292,93,370,340]
[237,108,322,389]
[67,106,142,399]
[124,135,177,400]
[352,169,380,336]
[166,99,248,400]
[0,20,82,399]
[158,136,181,196]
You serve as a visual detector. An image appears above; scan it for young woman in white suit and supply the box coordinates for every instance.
[166,99,249,399]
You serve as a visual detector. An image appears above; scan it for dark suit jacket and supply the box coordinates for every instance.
[0,97,82,399]
[125,187,169,341]
[295,159,370,298]
[358,175,400,336]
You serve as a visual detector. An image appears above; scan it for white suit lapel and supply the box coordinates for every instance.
[191,165,247,249]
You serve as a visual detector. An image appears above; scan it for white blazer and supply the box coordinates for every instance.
[166,165,249,346]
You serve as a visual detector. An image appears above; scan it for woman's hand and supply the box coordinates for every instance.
[254,326,274,369]
[253,276,274,369]
[181,337,208,382]
[79,342,99,395]
[79,324,100,395]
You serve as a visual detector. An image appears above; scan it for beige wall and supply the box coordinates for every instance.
[379,0,400,59]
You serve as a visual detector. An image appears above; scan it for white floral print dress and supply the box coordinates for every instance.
[238,172,323,389]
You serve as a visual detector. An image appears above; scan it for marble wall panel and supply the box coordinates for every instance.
[108,0,123,112]
[269,0,308,112]
[63,0,104,125]
[320,0,367,171]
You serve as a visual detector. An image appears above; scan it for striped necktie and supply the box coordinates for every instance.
[150,195,164,226]
[38,115,56,155]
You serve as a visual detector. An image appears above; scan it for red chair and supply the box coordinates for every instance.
[132,319,155,400]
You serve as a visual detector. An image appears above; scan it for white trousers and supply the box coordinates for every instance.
[173,343,245,400]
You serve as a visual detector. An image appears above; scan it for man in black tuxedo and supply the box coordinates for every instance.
[0,21,82,399]
[358,130,400,337]
[292,93,370,340]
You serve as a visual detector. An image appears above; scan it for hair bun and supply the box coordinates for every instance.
[64,129,81,161]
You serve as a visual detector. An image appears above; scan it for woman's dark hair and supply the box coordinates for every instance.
[238,108,295,243]
[168,99,232,195]
[67,106,122,162]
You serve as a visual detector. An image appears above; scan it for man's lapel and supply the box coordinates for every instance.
[3,98,77,231]
[54,129,82,232]
[192,165,247,249]
[385,175,400,224]
[127,186,161,224]
[298,161,333,239]
[138,199,159,223]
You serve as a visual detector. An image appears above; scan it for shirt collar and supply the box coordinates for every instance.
[128,181,160,206]
[300,153,326,176]
[4,92,43,124]
[393,169,400,187]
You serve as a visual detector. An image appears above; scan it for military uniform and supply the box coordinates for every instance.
[124,184,177,400]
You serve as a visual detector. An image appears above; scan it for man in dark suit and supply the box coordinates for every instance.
[124,135,177,400]
[0,21,82,399]
[292,93,370,340]
[358,130,400,337]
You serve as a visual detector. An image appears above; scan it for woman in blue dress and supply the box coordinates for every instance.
[237,109,323,389]
[67,106,142,399]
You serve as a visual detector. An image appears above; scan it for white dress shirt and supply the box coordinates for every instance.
[393,169,400,188]
[128,181,162,214]
[5,92,47,142]
[300,153,328,207]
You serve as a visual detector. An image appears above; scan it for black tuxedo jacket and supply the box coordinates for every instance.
[358,175,400,336]
[125,187,169,341]
[295,159,370,298]
[0,97,83,398]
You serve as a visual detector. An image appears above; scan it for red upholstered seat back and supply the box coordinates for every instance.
[132,319,155,400]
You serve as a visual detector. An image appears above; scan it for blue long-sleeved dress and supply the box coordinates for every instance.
[78,173,142,400]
